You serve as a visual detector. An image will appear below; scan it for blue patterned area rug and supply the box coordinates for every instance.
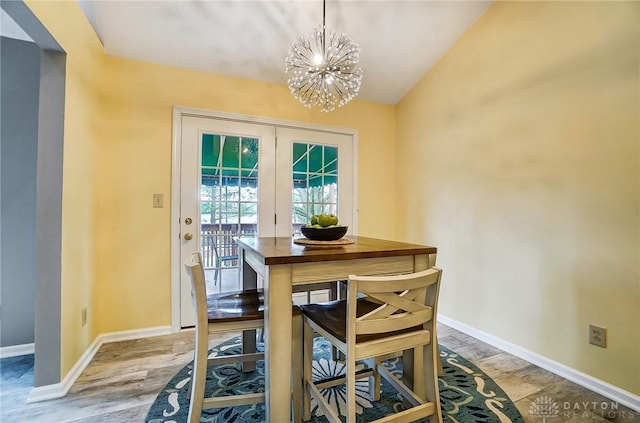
[145,337,524,423]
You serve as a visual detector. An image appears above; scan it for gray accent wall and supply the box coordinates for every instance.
[1,0,65,387]
[33,48,65,386]
[0,36,41,348]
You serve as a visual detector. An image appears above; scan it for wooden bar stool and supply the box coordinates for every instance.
[184,252,303,423]
[300,268,443,423]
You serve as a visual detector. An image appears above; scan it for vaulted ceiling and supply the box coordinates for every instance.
[77,1,492,105]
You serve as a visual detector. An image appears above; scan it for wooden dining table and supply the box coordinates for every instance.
[235,235,437,422]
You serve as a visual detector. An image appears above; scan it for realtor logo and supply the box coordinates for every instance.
[529,396,560,422]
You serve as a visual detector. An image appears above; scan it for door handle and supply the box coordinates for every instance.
[184,232,193,241]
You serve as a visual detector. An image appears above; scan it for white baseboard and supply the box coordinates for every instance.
[438,314,640,413]
[26,326,172,403]
[0,342,35,359]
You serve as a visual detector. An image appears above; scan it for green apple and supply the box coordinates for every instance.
[310,215,319,225]
[328,214,339,226]
[318,214,333,227]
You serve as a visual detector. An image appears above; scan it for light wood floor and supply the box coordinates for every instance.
[1,324,636,422]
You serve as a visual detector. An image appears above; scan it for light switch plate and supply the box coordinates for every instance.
[153,193,164,208]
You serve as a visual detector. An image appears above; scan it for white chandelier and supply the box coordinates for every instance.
[285,0,363,113]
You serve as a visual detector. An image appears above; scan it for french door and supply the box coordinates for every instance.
[275,127,354,237]
[176,112,355,328]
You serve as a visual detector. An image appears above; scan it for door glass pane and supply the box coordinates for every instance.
[201,134,259,293]
[291,143,339,234]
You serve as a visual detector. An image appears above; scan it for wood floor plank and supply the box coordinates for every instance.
[0,325,636,422]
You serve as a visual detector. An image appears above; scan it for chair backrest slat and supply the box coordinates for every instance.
[356,271,439,293]
[349,268,442,336]
[357,308,433,335]
[363,291,427,316]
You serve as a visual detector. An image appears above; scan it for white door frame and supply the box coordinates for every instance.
[171,106,359,332]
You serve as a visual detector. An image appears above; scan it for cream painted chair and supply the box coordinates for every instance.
[184,252,303,423]
[300,268,443,423]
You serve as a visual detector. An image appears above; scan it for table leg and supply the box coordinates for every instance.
[240,251,258,289]
[402,350,415,391]
[264,264,293,422]
[241,250,258,372]
[428,252,437,268]
[403,254,439,393]
[426,253,444,377]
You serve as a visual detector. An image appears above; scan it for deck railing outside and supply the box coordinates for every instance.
[200,223,257,270]
[199,222,306,290]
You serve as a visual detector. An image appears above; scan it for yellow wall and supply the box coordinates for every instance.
[28,0,639,396]
[397,1,639,394]
[25,1,106,377]
[29,0,397,375]
[97,58,397,334]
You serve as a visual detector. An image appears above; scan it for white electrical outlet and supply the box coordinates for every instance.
[589,324,606,348]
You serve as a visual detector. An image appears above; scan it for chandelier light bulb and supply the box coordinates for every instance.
[285,2,363,113]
